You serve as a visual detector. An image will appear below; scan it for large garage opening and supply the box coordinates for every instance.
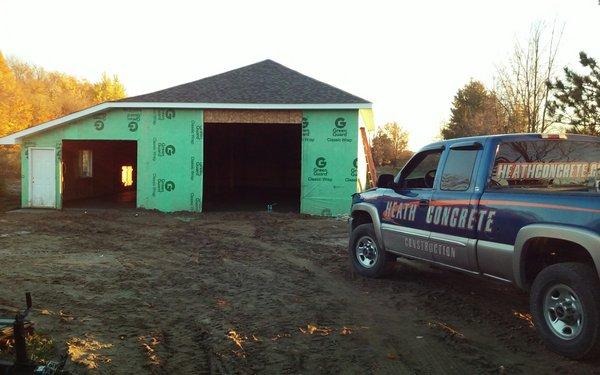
[203,123,301,211]
[62,140,137,209]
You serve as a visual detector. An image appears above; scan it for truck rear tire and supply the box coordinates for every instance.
[530,262,600,359]
[349,223,395,278]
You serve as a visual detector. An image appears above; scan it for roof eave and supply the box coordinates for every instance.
[0,101,372,145]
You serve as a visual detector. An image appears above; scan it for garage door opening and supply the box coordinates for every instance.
[203,123,301,211]
[62,140,137,209]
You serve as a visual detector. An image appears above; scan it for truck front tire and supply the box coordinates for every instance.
[530,262,600,359]
[349,223,395,278]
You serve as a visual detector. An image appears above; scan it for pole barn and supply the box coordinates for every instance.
[0,60,374,216]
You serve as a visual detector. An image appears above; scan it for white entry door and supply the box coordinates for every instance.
[30,148,56,208]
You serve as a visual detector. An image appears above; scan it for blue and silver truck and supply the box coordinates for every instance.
[349,133,600,359]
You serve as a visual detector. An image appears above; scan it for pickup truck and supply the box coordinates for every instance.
[348,133,600,359]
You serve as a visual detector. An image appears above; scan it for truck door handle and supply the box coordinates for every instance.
[419,199,429,207]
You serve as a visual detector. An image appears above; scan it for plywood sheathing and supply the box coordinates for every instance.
[204,109,302,124]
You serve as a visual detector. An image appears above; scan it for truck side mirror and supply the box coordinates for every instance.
[377,174,395,188]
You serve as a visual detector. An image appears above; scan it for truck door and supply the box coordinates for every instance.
[381,147,443,261]
[428,141,483,272]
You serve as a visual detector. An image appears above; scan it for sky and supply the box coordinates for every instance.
[1,0,599,150]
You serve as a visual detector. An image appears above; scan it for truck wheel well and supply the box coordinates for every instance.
[522,238,596,289]
[351,210,373,231]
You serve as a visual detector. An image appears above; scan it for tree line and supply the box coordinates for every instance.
[0,51,126,137]
[442,23,600,139]
[1,29,597,176]
[372,22,600,172]
[0,51,126,193]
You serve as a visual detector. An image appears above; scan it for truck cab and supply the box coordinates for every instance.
[349,133,600,359]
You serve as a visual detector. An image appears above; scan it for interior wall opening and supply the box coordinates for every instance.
[203,123,301,211]
[62,140,137,209]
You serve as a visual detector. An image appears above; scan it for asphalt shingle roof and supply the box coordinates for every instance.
[117,59,370,104]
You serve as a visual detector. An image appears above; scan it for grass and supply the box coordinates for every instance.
[0,332,57,365]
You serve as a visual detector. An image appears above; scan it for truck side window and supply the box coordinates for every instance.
[401,150,442,189]
[488,140,600,193]
[441,149,478,191]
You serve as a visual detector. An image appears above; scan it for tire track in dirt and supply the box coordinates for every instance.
[4,210,600,373]
[214,227,469,374]
[246,216,543,373]
[268,217,600,374]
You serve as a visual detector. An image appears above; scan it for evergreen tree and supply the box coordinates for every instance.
[547,52,600,136]
[441,80,507,139]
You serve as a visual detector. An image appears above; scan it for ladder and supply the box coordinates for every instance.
[360,127,377,188]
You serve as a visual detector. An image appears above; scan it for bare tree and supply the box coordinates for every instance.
[371,122,412,167]
[494,22,563,133]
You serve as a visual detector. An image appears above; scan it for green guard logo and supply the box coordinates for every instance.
[332,117,348,138]
[302,117,313,142]
[313,157,328,176]
[158,143,176,157]
[315,157,327,168]
[190,157,203,180]
[93,113,107,131]
[190,193,201,211]
[157,109,176,120]
[348,158,358,181]
[157,179,176,193]
[127,113,140,132]
[156,109,176,122]
[191,122,203,144]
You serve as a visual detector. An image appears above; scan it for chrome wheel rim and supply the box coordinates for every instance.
[355,236,378,268]
[543,284,584,340]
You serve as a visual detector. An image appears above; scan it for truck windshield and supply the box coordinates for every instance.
[488,140,600,193]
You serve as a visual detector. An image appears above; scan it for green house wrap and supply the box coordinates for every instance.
[301,110,360,216]
[2,60,372,216]
[19,108,204,212]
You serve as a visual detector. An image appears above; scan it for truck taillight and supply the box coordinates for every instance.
[541,134,567,140]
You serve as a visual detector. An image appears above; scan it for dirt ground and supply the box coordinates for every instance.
[1,188,599,373]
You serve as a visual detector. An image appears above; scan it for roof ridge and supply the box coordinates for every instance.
[265,60,370,104]
[117,59,370,104]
